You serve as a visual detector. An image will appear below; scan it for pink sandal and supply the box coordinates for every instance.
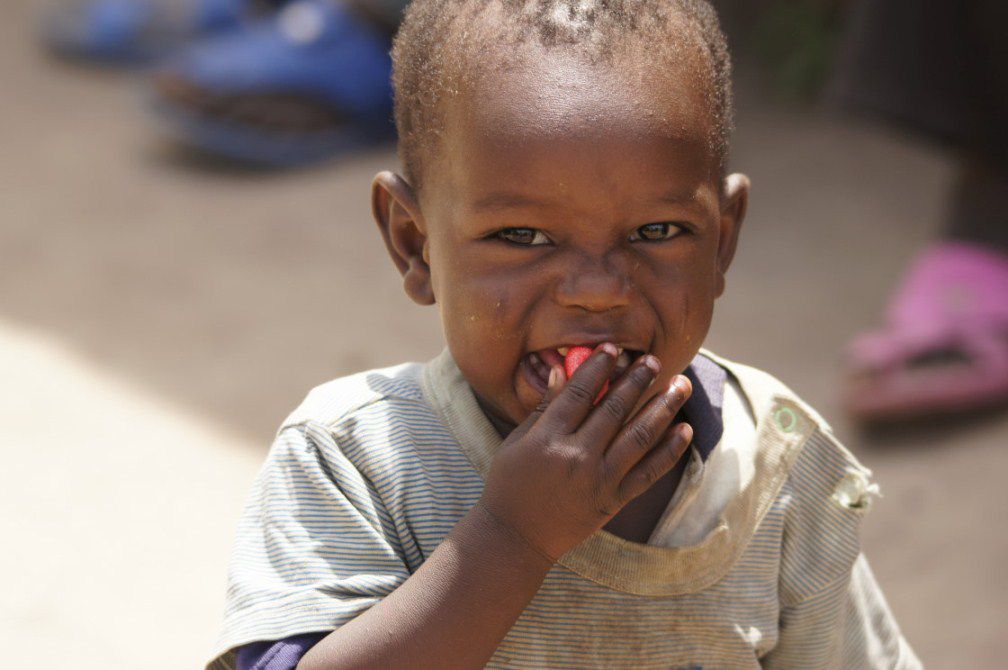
[843,242,1008,421]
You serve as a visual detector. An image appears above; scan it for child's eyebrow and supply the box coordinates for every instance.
[657,184,703,206]
[470,184,707,216]
[473,189,698,210]
[471,191,556,212]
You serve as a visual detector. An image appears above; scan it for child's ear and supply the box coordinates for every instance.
[714,173,750,297]
[372,171,435,306]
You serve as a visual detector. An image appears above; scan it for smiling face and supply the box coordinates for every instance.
[374,47,748,429]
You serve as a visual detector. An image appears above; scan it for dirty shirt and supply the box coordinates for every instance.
[208,349,921,669]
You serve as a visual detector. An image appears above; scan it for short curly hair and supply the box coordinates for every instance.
[391,0,733,189]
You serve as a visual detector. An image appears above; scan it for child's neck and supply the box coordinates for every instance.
[603,460,687,544]
[474,394,517,438]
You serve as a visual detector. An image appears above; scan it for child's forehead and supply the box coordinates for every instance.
[427,48,720,199]
[451,48,713,143]
[414,56,720,232]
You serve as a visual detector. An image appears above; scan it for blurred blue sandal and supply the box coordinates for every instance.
[149,0,394,166]
[41,0,263,63]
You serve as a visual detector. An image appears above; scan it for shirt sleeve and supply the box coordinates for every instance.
[759,428,921,670]
[762,553,922,669]
[207,421,412,670]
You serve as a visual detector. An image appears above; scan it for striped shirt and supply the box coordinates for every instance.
[208,349,921,669]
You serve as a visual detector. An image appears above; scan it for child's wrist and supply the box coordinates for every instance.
[465,501,558,570]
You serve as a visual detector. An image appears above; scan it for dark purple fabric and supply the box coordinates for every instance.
[682,353,726,462]
[233,354,727,669]
[235,632,327,670]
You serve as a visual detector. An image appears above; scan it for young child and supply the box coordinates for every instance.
[209,1,921,668]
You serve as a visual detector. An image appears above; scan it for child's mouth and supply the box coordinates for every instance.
[521,345,644,394]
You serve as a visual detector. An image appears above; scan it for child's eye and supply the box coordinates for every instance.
[628,222,684,242]
[495,227,552,246]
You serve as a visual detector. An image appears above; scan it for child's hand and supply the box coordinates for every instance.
[478,343,693,562]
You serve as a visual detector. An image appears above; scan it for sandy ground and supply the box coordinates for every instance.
[2,1,1007,667]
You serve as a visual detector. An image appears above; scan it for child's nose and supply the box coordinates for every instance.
[554,253,632,312]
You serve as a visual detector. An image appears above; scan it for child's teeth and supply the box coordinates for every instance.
[616,351,631,368]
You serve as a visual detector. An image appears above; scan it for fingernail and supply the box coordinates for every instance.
[672,375,691,394]
[641,355,660,374]
[598,343,618,356]
[667,376,688,401]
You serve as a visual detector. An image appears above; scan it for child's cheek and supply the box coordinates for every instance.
[469,289,520,343]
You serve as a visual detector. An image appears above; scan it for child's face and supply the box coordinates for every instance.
[375,51,748,428]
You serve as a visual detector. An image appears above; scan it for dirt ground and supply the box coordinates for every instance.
[2,1,1006,667]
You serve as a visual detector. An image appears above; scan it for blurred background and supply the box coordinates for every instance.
[2,0,1006,667]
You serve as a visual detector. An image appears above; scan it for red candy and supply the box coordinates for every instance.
[563,345,609,402]
[563,346,593,378]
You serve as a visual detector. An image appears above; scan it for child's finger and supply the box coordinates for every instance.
[538,343,618,433]
[616,422,693,504]
[510,364,565,440]
[575,354,661,449]
[602,375,692,480]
